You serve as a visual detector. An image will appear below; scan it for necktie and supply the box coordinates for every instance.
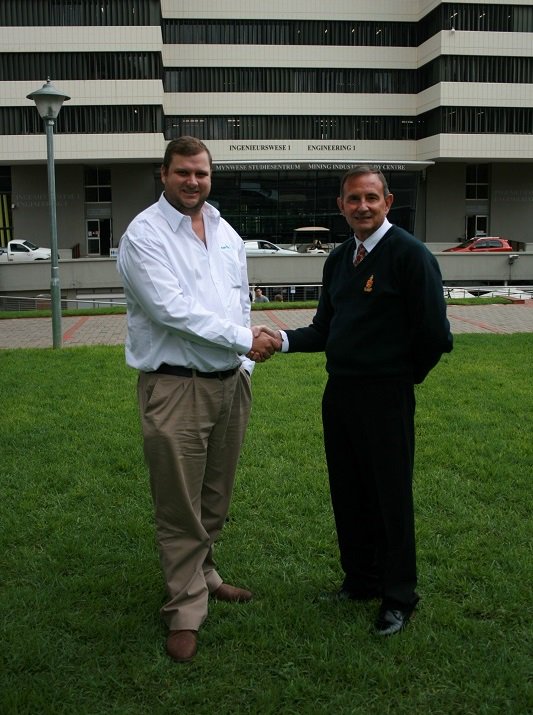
[354,242,367,266]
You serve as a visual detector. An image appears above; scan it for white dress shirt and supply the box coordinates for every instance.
[117,193,254,372]
[352,217,392,260]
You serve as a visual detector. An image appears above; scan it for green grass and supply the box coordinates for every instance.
[0,336,531,714]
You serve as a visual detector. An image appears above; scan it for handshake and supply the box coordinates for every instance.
[247,325,282,362]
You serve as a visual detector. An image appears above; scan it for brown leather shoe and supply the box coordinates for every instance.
[212,583,252,602]
[166,630,198,663]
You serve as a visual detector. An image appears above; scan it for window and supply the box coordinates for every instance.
[162,19,416,47]
[0,52,161,81]
[418,107,533,138]
[163,67,416,94]
[419,3,533,41]
[466,164,489,200]
[85,167,111,203]
[419,56,533,90]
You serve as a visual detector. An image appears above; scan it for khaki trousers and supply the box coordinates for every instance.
[137,368,252,631]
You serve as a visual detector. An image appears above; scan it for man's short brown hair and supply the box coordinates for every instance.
[163,136,213,170]
[339,165,390,198]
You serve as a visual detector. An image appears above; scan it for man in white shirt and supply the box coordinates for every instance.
[117,136,279,663]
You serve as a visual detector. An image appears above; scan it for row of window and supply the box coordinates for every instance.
[2,106,532,138]
[1,106,161,134]
[163,19,417,47]
[166,110,533,140]
[421,3,533,38]
[165,57,533,94]
[163,6,533,45]
[3,52,530,88]
[422,55,533,86]
[0,52,162,81]
[164,67,417,94]
[2,3,531,37]
[0,0,160,26]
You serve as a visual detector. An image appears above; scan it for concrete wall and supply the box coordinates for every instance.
[425,164,466,244]
[112,164,158,243]
[12,165,85,253]
[12,163,158,257]
[2,252,532,302]
[491,164,533,245]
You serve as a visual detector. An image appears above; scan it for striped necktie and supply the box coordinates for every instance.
[354,242,367,266]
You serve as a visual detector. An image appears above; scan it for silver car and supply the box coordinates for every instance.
[243,240,297,256]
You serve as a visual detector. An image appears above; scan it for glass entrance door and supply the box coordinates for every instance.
[86,218,112,256]
[466,214,488,240]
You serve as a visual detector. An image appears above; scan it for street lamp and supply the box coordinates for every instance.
[27,78,70,348]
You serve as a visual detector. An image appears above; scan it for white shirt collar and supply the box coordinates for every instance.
[159,192,220,232]
[354,218,392,253]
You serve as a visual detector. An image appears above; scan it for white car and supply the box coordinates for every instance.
[243,240,297,256]
[0,239,51,262]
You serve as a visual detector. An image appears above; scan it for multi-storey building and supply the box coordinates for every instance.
[1,1,532,256]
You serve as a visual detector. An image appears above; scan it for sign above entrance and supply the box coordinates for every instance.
[213,160,434,172]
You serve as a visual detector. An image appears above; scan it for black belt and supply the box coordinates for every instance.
[150,363,238,380]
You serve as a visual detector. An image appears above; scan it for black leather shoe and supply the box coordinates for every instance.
[374,607,413,636]
[318,586,381,602]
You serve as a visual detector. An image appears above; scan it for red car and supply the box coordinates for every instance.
[444,237,525,253]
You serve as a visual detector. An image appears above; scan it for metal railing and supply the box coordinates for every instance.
[1,284,532,313]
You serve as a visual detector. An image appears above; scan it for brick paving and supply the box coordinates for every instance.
[1,304,532,350]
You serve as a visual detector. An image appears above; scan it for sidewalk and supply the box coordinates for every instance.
[1,304,533,349]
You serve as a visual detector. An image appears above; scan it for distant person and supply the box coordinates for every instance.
[274,293,284,302]
[117,136,279,663]
[253,165,453,635]
[254,287,269,303]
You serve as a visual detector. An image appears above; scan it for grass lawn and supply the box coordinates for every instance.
[0,335,531,714]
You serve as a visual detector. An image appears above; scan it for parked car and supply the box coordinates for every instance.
[243,240,297,256]
[0,239,51,262]
[443,237,525,253]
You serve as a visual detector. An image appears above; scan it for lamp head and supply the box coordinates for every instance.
[27,78,70,120]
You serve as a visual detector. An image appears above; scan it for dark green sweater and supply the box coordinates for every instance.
[286,225,453,383]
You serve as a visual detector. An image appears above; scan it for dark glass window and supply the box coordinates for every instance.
[0,106,163,134]
[85,167,112,203]
[164,115,424,142]
[0,165,11,192]
[0,52,162,81]
[164,67,417,94]
[419,3,533,41]
[211,169,418,241]
[163,18,417,47]
[419,56,533,90]
[466,164,489,199]
[418,107,533,137]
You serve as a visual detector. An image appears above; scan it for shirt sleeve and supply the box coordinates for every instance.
[118,227,253,355]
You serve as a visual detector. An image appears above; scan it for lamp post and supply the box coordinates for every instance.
[27,78,70,348]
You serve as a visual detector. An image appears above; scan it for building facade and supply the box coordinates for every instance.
[1,0,532,256]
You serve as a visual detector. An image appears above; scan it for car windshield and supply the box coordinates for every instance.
[457,239,476,249]
[22,241,39,251]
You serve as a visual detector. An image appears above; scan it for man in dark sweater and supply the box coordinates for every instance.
[276,166,453,634]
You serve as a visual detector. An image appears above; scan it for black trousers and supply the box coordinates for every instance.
[322,375,418,609]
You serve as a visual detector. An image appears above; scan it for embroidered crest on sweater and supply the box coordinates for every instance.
[364,274,374,293]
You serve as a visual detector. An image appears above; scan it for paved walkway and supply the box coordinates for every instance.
[1,304,533,349]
